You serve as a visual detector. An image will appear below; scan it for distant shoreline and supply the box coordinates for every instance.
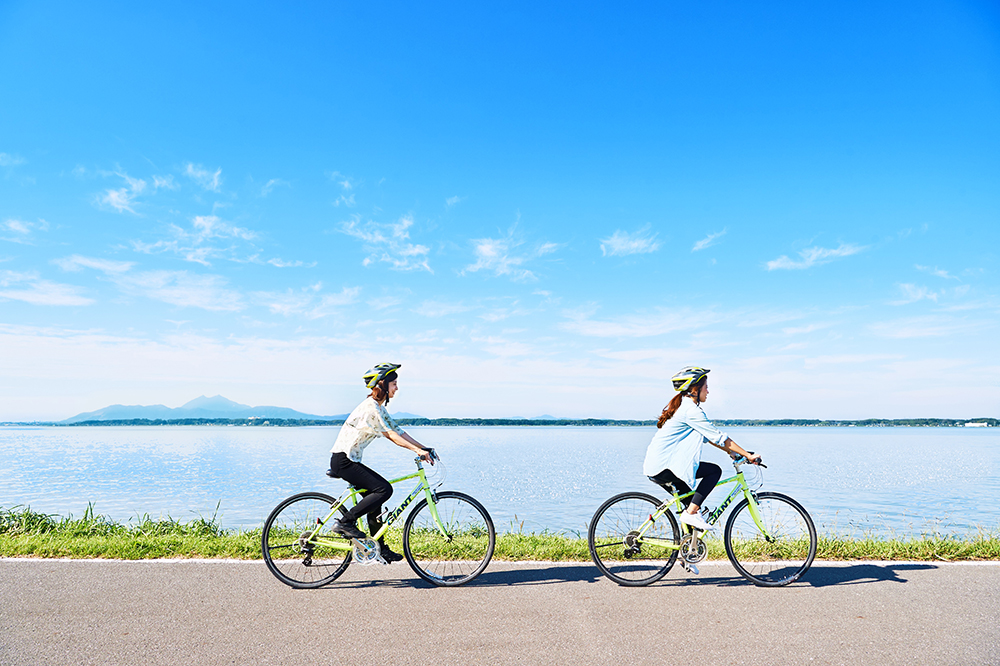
[2,417,996,428]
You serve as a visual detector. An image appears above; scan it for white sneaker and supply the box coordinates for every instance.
[679,511,713,531]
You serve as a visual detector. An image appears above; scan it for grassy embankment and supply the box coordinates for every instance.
[2,505,999,561]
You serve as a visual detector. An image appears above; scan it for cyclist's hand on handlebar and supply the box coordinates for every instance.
[420,448,437,465]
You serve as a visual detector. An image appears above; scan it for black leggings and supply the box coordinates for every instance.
[329,452,393,535]
[648,462,722,509]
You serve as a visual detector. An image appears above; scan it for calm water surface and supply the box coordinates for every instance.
[1,425,997,536]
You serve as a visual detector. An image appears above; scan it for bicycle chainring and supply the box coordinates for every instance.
[680,534,707,564]
[352,538,387,566]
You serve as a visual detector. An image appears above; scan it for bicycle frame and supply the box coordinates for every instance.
[638,460,770,548]
[308,457,447,552]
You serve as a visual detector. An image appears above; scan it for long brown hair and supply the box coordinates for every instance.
[369,371,398,405]
[657,376,706,428]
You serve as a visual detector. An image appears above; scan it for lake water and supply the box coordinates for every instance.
[1,425,997,537]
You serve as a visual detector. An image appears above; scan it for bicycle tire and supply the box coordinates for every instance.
[402,491,495,587]
[723,491,817,587]
[588,492,680,586]
[262,492,353,589]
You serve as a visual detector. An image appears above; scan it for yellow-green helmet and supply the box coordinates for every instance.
[671,366,710,392]
[363,363,401,389]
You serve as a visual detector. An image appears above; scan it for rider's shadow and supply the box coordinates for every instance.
[654,563,937,588]
[317,564,603,589]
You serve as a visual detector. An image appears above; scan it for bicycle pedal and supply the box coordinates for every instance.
[681,561,700,576]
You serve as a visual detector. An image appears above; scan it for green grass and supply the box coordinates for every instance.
[3,505,999,561]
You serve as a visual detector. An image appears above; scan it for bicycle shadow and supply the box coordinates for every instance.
[653,562,938,588]
[315,563,603,590]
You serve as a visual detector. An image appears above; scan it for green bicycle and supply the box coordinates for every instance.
[588,455,816,587]
[262,451,495,588]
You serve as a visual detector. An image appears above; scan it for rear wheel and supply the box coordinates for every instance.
[724,492,816,587]
[588,492,680,586]
[262,492,353,588]
[402,491,495,586]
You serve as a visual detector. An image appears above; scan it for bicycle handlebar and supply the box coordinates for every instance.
[734,452,767,469]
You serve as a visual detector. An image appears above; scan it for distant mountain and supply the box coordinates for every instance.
[61,395,348,424]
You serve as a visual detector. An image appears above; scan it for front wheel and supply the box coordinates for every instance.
[588,492,680,586]
[724,491,816,587]
[262,492,353,589]
[402,491,495,586]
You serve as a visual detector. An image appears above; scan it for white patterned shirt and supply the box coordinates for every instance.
[330,397,404,462]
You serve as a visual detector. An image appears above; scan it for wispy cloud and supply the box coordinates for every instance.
[916,265,959,280]
[692,228,727,252]
[255,283,361,318]
[0,270,93,306]
[0,153,26,167]
[333,193,356,207]
[267,257,315,268]
[184,163,223,192]
[54,255,135,274]
[869,315,989,339]
[464,226,558,281]
[2,218,49,244]
[152,175,178,191]
[446,195,462,208]
[766,243,867,270]
[891,283,940,305]
[96,170,147,214]
[560,305,724,338]
[260,178,289,197]
[339,214,432,272]
[132,215,259,266]
[412,300,472,317]
[115,270,244,312]
[599,226,660,257]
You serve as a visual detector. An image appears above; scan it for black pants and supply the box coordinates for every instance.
[329,452,393,535]
[648,461,722,508]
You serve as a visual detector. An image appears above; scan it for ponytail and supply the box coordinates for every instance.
[656,376,706,428]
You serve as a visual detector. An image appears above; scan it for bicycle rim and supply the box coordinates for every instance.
[262,492,352,589]
[588,492,679,586]
[724,492,817,587]
[402,491,495,586]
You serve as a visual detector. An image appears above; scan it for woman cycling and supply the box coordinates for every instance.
[643,366,760,532]
[328,362,435,562]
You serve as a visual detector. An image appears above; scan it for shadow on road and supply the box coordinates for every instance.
[312,562,939,590]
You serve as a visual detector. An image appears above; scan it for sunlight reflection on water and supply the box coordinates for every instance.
[1,425,997,536]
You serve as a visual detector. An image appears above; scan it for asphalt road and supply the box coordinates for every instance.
[2,559,998,665]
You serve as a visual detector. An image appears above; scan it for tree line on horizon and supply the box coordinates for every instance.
[6,416,996,427]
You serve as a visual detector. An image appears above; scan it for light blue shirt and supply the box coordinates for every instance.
[642,396,729,489]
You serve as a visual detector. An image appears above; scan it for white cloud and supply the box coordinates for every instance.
[891,283,940,305]
[132,215,259,266]
[54,255,135,274]
[916,265,959,280]
[333,194,356,207]
[152,175,178,191]
[95,169,149,214]
[267,257,315,268]
[599,227,660,257]
[463,226,558,281]
[782,322,832,335]
[328,171,354,190]
[255,285,361,319]
[0,153,26,167]
[446,195,462,208]
[692,229,727,252]
[412,300,472,317]
[184,163,223,192]
[115,270,244,312]
[869,315,987,339]
[560,305,725,338]
[0,270,93,306]
[766,243,867,270]
[340,214,432,272]
[261,178,289,197]
[2,218,49,243]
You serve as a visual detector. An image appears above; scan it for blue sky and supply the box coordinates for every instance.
[1,1,998,421]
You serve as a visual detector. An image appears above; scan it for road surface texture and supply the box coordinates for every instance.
[2,559,998,665]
